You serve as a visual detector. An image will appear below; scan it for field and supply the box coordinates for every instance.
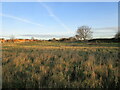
[2,41,120,88]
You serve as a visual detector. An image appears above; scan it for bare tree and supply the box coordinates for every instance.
[31,37,34,40]
[10,35,15,40]
[10,35,15,42]
[75,26,93,41]
[114,31,120,39]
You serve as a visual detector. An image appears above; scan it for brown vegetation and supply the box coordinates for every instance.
[0,39,40,43]
[2,42,120,88]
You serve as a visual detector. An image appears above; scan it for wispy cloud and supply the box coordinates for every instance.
[93,27,118,33]
[0,33,72,39]
[93,27,118,30]
[21,34,69,38]
[39,2,72,32]
[0,13,43,26]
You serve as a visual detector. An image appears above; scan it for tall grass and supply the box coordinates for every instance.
[2,42,120,88]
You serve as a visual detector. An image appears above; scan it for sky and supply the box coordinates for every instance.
[0,2,118,39]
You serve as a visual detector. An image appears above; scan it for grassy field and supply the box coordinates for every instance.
[2,41,120,88]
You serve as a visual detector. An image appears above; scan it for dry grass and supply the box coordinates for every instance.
[2,42,120,88]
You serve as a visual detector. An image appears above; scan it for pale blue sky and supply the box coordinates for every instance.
[0,2,118,39]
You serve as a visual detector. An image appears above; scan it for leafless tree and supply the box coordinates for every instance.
[75,26,93,41]
[10,35,15,42]
[10,35,15,40]
[114,31,120,39]
[31,37,34,40]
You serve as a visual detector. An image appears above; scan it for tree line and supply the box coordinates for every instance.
[1,25,120,43]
